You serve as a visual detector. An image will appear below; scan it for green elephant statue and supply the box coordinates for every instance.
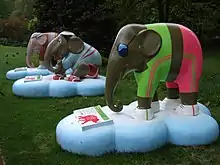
[105,23,203,120]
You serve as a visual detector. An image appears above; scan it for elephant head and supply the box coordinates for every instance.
[105,24,162,112]
[43,31,84,73]
[26,32,47,68]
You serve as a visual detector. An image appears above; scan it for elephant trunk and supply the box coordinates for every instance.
[105,57,124,112]
[44,54,60,73]
[26,41,34,68]
[43,41,61,73]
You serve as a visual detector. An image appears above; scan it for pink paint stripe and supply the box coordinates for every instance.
[83,49,96,59]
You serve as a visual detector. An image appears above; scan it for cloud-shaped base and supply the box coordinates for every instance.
[12,75,106,97]
[56,101,219,156]
[6,67,53,80]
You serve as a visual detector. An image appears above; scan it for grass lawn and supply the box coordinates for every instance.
[0,45,220,165]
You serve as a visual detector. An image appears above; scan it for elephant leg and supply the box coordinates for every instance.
[179,92,197,105]
[52,62,66,80]
[134,83,160,120]
[135,96,154,120]
[174,68,200,116]
[174,51,202,116]
[160,82,181,111]
[55,62,66,75]
[167,87,179,99]
[72,63,99,78]
[176,80,199,116]
[151,90,160,113]
[51,58,57,66]
[72,62,90,77]
[86,63,99,78]
[137,96,152,109]
[176,92,199,116]
[136,90,160,114]
[133,70,162,120]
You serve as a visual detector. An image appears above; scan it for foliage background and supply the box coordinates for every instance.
[0,0,219,56]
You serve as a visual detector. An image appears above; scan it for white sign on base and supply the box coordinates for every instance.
[14,67,28,72]
[73,105,113,131]
[24,75,43,82]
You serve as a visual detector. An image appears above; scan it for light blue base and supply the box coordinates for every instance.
[12,75,106,98]
[6,67,76,80]
[56,115,115,156]
[6,67,53,80]
[114,118,167,152]
[56,103,219,156]
[165,114,219,145]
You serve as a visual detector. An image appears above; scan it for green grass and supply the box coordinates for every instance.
[0,45,220,165]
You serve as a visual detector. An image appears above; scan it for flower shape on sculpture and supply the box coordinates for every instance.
[6,66,53,80]
[12,74,106,97]
[56,101,219,156]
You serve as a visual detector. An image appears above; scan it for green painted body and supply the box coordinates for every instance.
[134,23,172,98]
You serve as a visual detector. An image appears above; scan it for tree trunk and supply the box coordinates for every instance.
[158,0,169,22]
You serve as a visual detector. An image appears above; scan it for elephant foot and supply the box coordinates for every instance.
[132,108,154,121]
[73,63,90,77]
[85,64,99,78]
[53,74,65,80]
[160,97,181,111]
[73,63,99,78]
[175,104,199,116]
[151,101,160,113]
[53,74,81,82]
[65,75,81,82]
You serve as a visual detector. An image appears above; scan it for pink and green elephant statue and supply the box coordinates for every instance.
[43,31,102,81]
[105,23,203,120]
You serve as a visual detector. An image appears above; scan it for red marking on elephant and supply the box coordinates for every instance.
[81,46,93,59]
[67,75,81,82]
[25,77,37,80]
[78,115,99,124]
[39,34,49,59]
[85,64,99,78]
[83,49,96,59]
[53,74,64,80]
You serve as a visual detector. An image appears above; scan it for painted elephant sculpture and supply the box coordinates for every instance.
[105,23,203,120]
[43,31,102,81]
[26,32,58,68]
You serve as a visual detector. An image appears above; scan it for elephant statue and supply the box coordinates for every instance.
[43,31,102,81]
[105,23,203,120]
[26,32,58,69]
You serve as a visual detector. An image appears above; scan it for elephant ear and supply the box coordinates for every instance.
[36,34,47,45]
[135,29,162,57]
[68,36,84,54]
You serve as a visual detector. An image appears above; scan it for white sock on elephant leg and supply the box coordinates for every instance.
[160,97,181,111]
[151,101,160,113]
[175,104,199,116]
[133,108,154,120]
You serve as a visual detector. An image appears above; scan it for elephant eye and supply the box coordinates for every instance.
[117,43,128,57]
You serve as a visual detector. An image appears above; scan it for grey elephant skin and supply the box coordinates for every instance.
[43,31,102,77]
[26,32,58,68]
[105,23,203,115]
